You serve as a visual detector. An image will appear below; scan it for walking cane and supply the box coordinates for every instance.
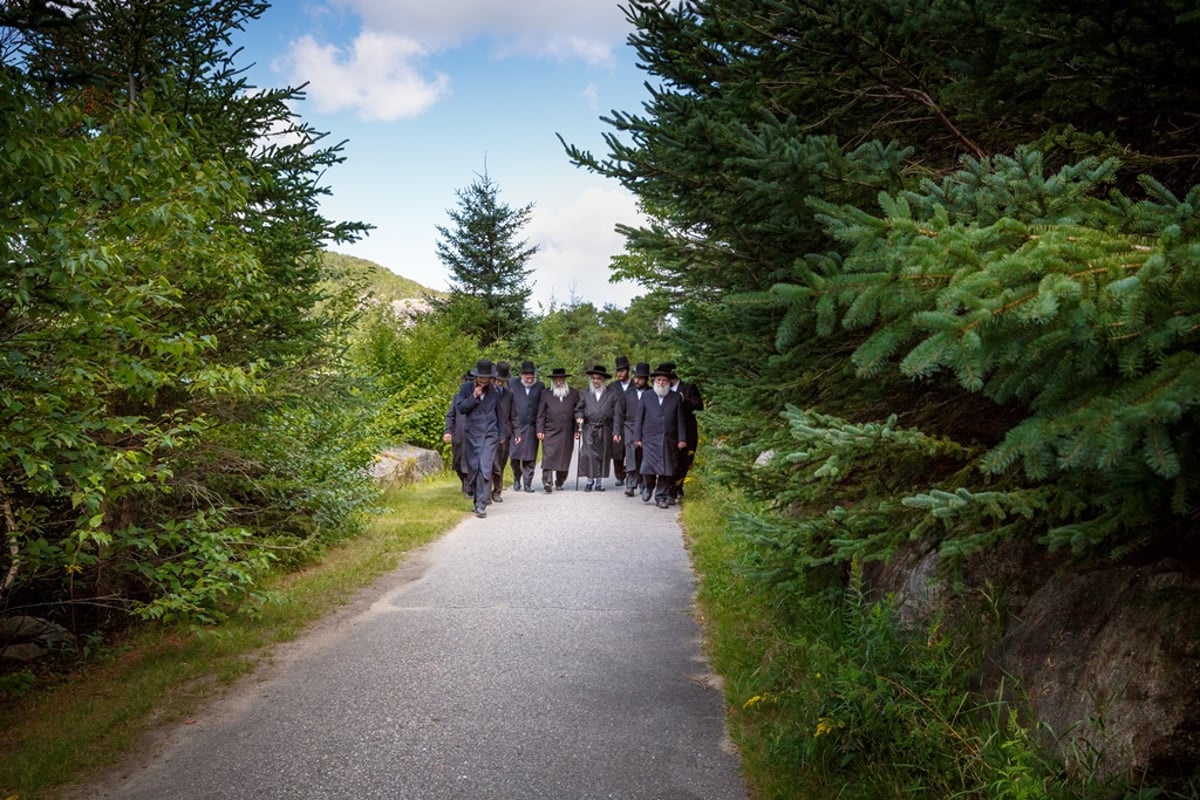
[575,421,583,490]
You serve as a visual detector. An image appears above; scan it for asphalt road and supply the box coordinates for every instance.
[79,468,747,800]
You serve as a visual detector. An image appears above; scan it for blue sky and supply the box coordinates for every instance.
[232,1,652,309]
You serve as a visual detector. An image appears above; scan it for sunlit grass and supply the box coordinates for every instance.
[0,474,466,800]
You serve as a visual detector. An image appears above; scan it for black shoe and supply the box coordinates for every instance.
[667,495,676,506]
[525,485,535,493]
[555,483,564,491]
[655,497,669,509]
[584,482,593,492]
[544,484,553,493]
[474,506,487,518]
[512,481,520,493]
[594,484,605,492]
[491,492,503,503]
[642,491,652,503]
[624,486,636,496]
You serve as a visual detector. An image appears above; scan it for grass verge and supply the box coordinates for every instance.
[0,474,466,800]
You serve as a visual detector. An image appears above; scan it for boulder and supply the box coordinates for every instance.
[0,615,76,662]
[981,560,1200,783]
[371,445,444,487]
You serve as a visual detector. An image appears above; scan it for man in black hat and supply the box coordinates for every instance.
[488,361,516,504]
[536,367,579,491]
[613,361,650,496]
[607,355,633,486]
[453,358,506,518]
[443,367,472,496]
[634,363,688,508]
[663,361,704,504]
[575,364,619,491]
[508,359,543,492]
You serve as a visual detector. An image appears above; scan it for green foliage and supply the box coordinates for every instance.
[433,171,537,347]
[0,1,374,629]
[347,305,477,455]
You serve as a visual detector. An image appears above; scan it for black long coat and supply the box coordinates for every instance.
[634,390,687,477]
[574,385,618,478]
[444,396,467,474]
[674,380,705,449]
[614,383,649,471]
[508,380,544,462]
[453,381,505,476]
[536,387,580,472]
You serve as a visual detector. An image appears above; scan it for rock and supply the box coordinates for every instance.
[371,445,444,487]
[0,615,76,662]
[980,560,1200,783]
[753,449,775,467]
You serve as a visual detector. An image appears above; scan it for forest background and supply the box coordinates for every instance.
[3,1,1200,799]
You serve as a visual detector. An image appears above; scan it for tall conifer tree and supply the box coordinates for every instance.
[434,171,537,347]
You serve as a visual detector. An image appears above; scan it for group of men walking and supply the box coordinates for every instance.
[444,357,703,518]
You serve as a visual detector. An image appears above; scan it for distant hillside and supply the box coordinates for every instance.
[321,250,443,304]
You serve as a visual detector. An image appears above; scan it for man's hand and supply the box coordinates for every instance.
[537,432,545,440]
[677,441,687,449]
[473,384,484,399]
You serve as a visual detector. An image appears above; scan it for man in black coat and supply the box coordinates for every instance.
[664,362,704,504]
[613,361,650,496]
[536,368,580,492]
[489,361,516,504]
[508,359,543,492]
[453,359,506,518]
[607,355,633,486]
[634,363,688,508]
[575,364,619,491]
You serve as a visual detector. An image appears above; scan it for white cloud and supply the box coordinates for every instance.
[332,0,627,64]
[275,32,451,121]
[526,185,646,308]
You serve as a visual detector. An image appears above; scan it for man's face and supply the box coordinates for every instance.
[491,377,505,390]
[634,376,647,389]
[475,376,490,390]
[522,373,535,386]
[553,377,565,388]
[655,376,670,388]
[590,374,604,389]
[615,368,629,382]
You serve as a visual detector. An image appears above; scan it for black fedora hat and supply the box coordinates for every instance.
[548,367,572,379]
[472,358,495,378]
[614,355,631,371]
[585,364,612,379]
[520,359,536,374]
[650,362,676,379]
[495,360,511,379]
[633,361,651,378]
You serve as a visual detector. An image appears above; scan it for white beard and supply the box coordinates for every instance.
[653,383,669,398]
[552,384,569,400]
[592,387,603,400]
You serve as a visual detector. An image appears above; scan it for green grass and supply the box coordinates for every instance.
[0,474,466,800]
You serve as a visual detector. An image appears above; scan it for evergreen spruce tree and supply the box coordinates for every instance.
[434,171,537,348]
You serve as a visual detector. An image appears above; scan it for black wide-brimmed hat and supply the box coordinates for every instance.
[495,360,511,379]
[650,362,676,379]
[585,364,611,379]
[614,355,631,371]
[548,367,571,379]
[633,361,651,378]
[520,359,536,374]
[470,358,495,378]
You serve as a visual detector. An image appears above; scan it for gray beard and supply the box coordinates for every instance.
[653,383,669,398]
[552,384,569,400]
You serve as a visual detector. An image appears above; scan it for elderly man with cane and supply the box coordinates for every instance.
[574,364,619,492]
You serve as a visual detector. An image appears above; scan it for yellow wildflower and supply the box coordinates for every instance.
[814,718,835,738]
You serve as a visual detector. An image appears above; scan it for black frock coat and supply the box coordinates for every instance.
[634,390,687,477]
[508,380,544,462]
[536,387,580,472]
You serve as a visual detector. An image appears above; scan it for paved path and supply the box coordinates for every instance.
[83,471,746,799]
